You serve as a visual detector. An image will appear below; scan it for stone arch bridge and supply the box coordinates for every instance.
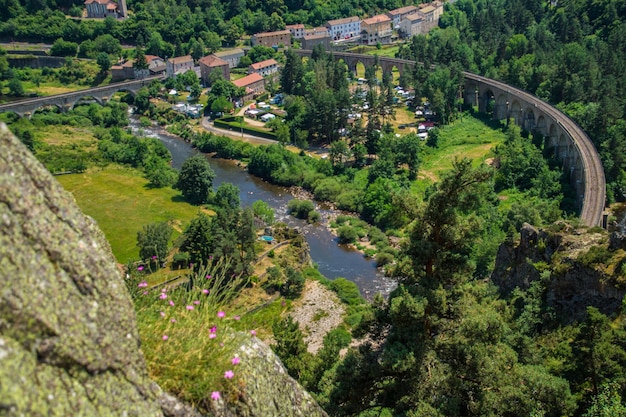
[294,50,606,227]
[0,75,164,118]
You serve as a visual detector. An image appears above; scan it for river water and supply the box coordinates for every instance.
[130,121,395,298]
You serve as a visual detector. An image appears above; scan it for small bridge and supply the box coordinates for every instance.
[0,75,164,118]
[294,50,606,227]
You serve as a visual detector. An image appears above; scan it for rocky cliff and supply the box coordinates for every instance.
[0,123,327,417]
[491,223,626,321]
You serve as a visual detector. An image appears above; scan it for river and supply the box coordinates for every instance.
[130,120,395,298]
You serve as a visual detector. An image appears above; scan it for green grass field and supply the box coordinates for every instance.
[57,165,204,263]
[414,114,506,191]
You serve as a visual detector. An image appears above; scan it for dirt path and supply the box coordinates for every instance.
[289,280,345,354]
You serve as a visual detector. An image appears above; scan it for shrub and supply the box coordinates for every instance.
[337,226,358,244]
[287,199,315,219]
[307,210,321,223]
[375,251,394,267]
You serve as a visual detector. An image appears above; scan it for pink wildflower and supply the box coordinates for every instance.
[202,289,209,294]
[142,291,148,295]
[206,275,212,280]
[217,311,225,318]
[231,356,240,365]
[159,311,165,318]
[159,293,167,300]
[169,300,175,307]
[233,315,241,321]
[137,266,144,271]
[171,318,176,323]
[193,300,200,305]
[209,333,216,339]
[224,370,234,379]
[211,391,220,400]
[152,255,158,260]
[250,330,257,336]
[162,335,169,341]
[210,326,217,333]
[137,281,148,288]
[186,305,194,311]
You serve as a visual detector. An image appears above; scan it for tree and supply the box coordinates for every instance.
[134,46,148,70]
[180,213,213,266]
[272,316,312,380]
[96,52,111,74]
[175,155,215,205]
[50,38,78,57]
[213,182,240,210]
[7,76,24,97]
[252,200,274,225]
[137,222,173,264]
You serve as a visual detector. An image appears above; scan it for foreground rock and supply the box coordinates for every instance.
[0,123,327,417]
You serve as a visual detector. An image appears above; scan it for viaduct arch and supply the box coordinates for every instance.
[0,75,164,119]
[294,50,605,227]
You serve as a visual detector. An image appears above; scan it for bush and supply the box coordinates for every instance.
[307,210,321,223]
[375,251,394,267]
[287,199,315,219]
[337,225,358,244]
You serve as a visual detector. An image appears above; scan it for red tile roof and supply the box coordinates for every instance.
[232,73,264,88]
[250,58,278,70]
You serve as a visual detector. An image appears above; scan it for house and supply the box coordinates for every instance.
[199,54,230,85]
[286,24,306,39]
[232,73,265,102]
[326,16,361,40]
[251,30,292,47]
[166,55,194,78]
[418,1,444,32]
[399,12,425,38]
[302,33,331,50]
[387,5,418,28]
[147,56,166,75]
[84,0,127,19]
[360,14,392,45]
[214,48,245,68]
[248,59,279,77]
[304,27,329,37]
[110,55,163,81]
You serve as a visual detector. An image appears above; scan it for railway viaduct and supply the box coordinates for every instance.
[294,50,606,227]
[0,53,605,226]
[0,75,164,118]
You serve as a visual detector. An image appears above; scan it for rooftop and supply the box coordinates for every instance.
[250,59,278,70]
[388,5,418,15]
[327,16,360,26]
[254,30,291,38]
[168,55,193,65]
[199,54,229,67]
[232,73,264,87]
[362,14,391,25]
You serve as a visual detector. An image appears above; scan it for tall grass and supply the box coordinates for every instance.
[131,258,257,411]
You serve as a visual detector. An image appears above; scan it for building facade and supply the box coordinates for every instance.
[360,14,392,45]
[326,16,361,40]
[214,49,245,68]
[286,24,305,39]
[166,55,194,78]
[387,5,418,28]
[399,12,425,38]
[302,34,331,50]
[232,73,265,102]
[199,54,230,85]
[251,30,292,47]
[248,59,279,77]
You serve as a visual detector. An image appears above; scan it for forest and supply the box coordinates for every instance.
[1,0,626,415]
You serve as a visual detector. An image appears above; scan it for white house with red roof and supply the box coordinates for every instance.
[233,73,265,102]
[248,59,279,77]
